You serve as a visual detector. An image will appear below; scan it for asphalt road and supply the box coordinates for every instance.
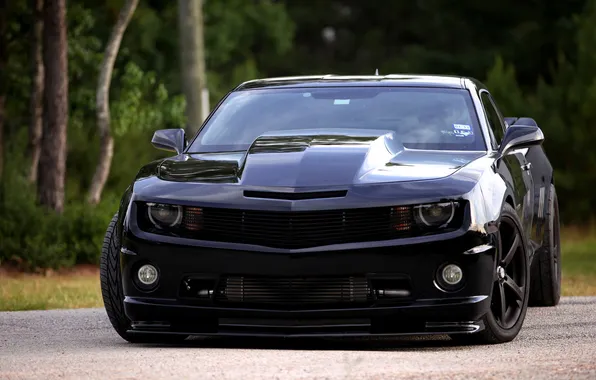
[1,297,595,380]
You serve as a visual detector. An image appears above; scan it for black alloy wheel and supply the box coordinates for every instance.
[451,204,530,344]
[491,215,527,330]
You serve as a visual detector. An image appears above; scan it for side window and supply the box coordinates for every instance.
[480,91,505,149]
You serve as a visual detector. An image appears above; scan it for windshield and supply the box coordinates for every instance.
[188,87,485,152]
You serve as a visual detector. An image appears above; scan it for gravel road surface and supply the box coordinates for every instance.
[1,297,595,379]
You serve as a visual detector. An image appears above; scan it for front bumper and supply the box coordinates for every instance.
[120,229,496,337]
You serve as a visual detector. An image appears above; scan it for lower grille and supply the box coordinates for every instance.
[216,276,372,305]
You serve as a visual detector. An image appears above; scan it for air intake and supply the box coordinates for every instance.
[216,276,372,305]
[243,190,347,200]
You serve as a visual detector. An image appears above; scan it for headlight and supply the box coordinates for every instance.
[415,202,455,228]
[147,203,183,228]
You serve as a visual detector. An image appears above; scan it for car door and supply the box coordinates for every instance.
[480,91,535,246]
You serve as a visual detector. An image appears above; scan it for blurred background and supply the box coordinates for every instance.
[0,0,594,303]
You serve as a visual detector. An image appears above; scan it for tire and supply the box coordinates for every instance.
[100,214,188,344]
[451,204,530,344]
[529,184,562,306]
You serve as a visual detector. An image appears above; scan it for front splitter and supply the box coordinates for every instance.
[127,320,484,338]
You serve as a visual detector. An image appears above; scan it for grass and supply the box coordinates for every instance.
[560,225,596,296]
[0,228,594,312]
[0,271,103,311]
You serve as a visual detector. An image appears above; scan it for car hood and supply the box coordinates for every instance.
[157,129,486,186]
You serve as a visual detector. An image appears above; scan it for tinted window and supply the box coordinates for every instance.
[189,87,486,152]
[480,91,505,148]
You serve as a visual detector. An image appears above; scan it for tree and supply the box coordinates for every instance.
[0,0,7,181]
[38,0,68,212]
[87,0,139,205]
[28,0,44,184]
[178,0,207,136]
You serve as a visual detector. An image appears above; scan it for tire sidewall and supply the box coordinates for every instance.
[100,214,132,335]
[548,186,562,302]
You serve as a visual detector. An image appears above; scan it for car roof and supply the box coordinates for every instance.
[235,74,471,91]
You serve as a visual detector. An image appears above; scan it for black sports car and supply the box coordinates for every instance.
[101,75,561,345]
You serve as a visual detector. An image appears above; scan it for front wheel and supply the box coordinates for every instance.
[100,214,188,344]
[451,204,530,344]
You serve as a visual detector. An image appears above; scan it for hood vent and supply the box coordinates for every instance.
[243,190,347,200]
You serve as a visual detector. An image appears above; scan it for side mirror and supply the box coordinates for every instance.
[498,125,544,155]
[151,129,186,154]
[503,117,517,129]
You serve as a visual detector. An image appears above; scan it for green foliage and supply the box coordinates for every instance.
[67,3,103,132]
[119,0,295,103]
[111,62,186,136]
[486,0,596,220]
[484,57,528,116]
[205,0,296,100]
[205,0,294,65]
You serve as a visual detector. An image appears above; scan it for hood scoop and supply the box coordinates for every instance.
[248,129,394,154]
[240,129,402,187]
[248,136,313,154]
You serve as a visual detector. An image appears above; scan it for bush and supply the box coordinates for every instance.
[0,165,119,270]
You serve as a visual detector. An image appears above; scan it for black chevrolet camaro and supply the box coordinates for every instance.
[101,75,561,345]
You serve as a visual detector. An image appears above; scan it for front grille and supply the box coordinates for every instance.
[215,276,372,305]
[138,201,465,249]
[186,206,414,249]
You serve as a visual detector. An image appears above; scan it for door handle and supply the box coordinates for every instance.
[521,163,532,171]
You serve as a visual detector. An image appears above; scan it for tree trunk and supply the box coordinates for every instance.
[28,0,44,184]
[0,94,4,181]
[37,0,68,213]
[0,0,7,180]
[178,0,207,136]
[87,0,139,205]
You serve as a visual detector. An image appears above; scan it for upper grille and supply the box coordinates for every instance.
[186,205,414,249]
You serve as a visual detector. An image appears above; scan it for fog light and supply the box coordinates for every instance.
[441,264,463,285]
[138,264,159,286]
